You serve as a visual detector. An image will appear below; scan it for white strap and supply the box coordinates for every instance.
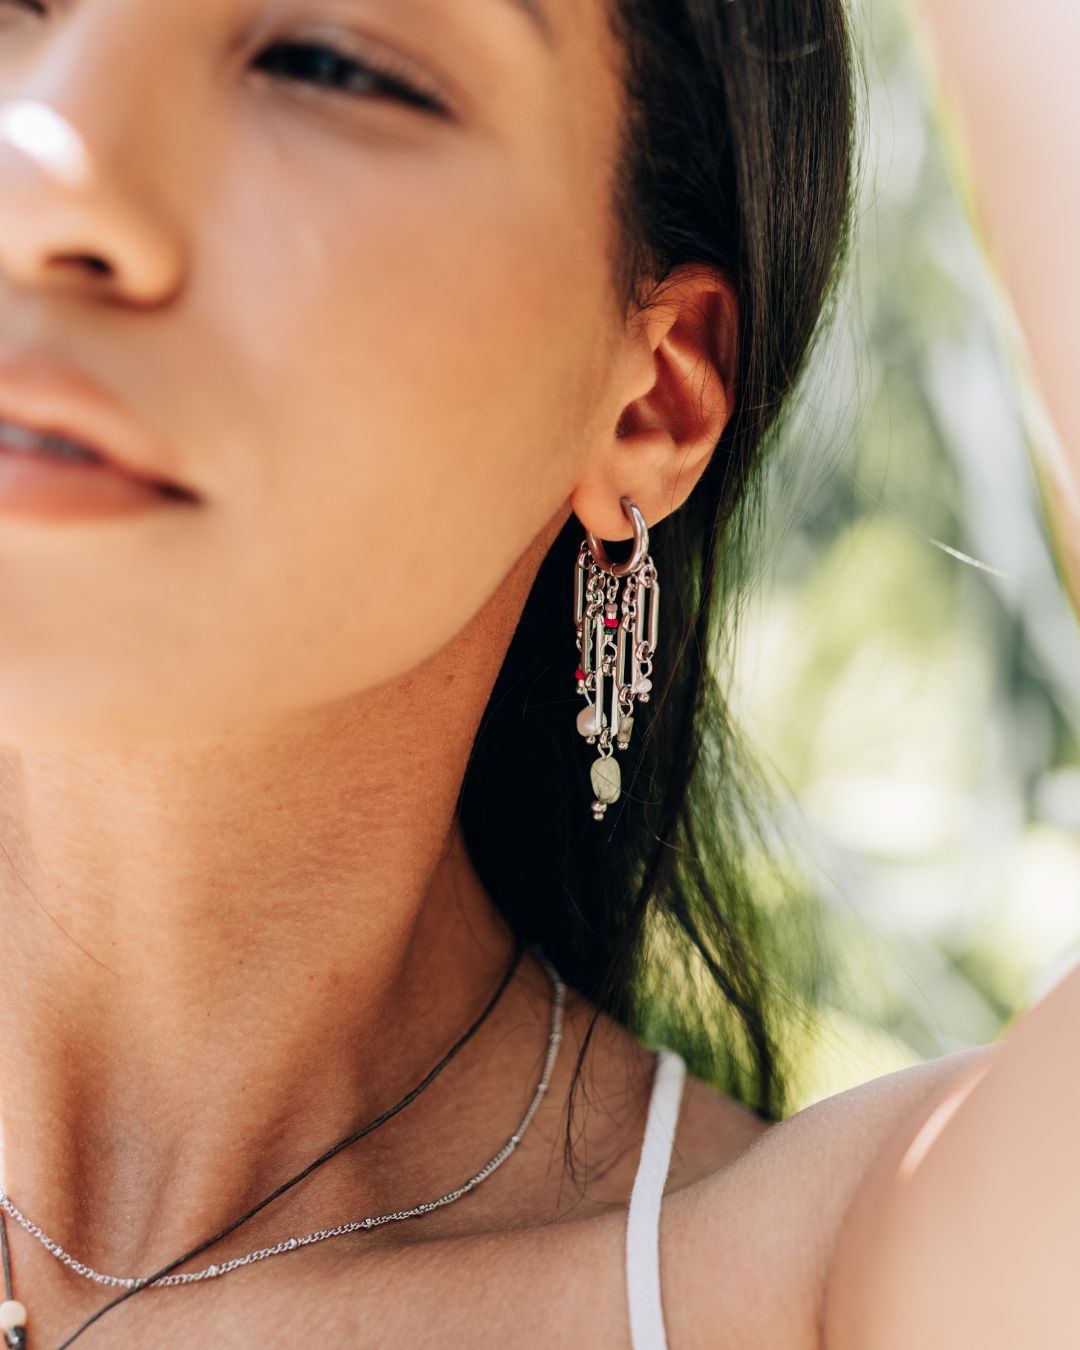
[626,1047,687,1350]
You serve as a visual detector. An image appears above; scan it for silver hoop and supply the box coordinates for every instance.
[584,498,650,577]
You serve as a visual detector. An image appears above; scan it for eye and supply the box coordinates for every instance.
[253,39,448,118]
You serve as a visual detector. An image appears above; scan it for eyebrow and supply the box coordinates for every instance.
[498,0,556,47]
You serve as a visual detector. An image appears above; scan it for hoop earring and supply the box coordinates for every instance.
[573,497,660,821]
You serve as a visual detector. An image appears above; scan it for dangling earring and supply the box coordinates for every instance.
[573,497,660,821]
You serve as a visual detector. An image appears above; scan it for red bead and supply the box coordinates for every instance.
[574,666,585,681]
[604,617,619,629]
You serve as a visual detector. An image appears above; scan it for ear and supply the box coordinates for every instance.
[571,263,739,544]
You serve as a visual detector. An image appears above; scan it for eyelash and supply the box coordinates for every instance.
[0,1,449,119]
[256,40,449,118]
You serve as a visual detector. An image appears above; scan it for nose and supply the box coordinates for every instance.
[0,96,187,306]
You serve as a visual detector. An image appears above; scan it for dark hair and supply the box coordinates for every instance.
[459,0,859,1133]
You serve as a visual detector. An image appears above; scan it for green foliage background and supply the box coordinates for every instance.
[729,0,1080,1109]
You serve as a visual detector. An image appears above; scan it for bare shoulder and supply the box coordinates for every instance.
[660,1042,1002,1350]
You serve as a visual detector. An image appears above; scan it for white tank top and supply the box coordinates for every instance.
[626,1046,688,1350]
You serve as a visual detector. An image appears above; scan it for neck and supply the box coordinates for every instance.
[0,600,549,1282]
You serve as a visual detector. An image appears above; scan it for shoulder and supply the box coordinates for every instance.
[659,1042,1001,1350]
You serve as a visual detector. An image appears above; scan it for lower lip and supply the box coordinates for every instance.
[0,444,188,520]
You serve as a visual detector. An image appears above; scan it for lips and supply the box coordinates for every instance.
[0,346,199,501]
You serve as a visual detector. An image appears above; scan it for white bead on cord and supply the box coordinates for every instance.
[0,1300,26,1350]
[0,1303,26,1332]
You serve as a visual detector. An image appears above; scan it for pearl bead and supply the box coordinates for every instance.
[0,1303,27,1331]
[576,703,605,738]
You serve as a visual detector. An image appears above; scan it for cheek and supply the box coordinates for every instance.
[187,132,609,717]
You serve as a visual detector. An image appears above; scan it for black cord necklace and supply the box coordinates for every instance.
[0,935,526,1350]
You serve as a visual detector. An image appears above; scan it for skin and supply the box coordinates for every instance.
[0,0,754,1342]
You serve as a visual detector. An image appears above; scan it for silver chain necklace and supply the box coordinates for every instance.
[0,950,564,1348]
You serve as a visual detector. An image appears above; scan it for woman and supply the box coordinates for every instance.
[0,0,1065,1346]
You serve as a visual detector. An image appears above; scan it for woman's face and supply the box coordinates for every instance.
[0,0,631,746]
